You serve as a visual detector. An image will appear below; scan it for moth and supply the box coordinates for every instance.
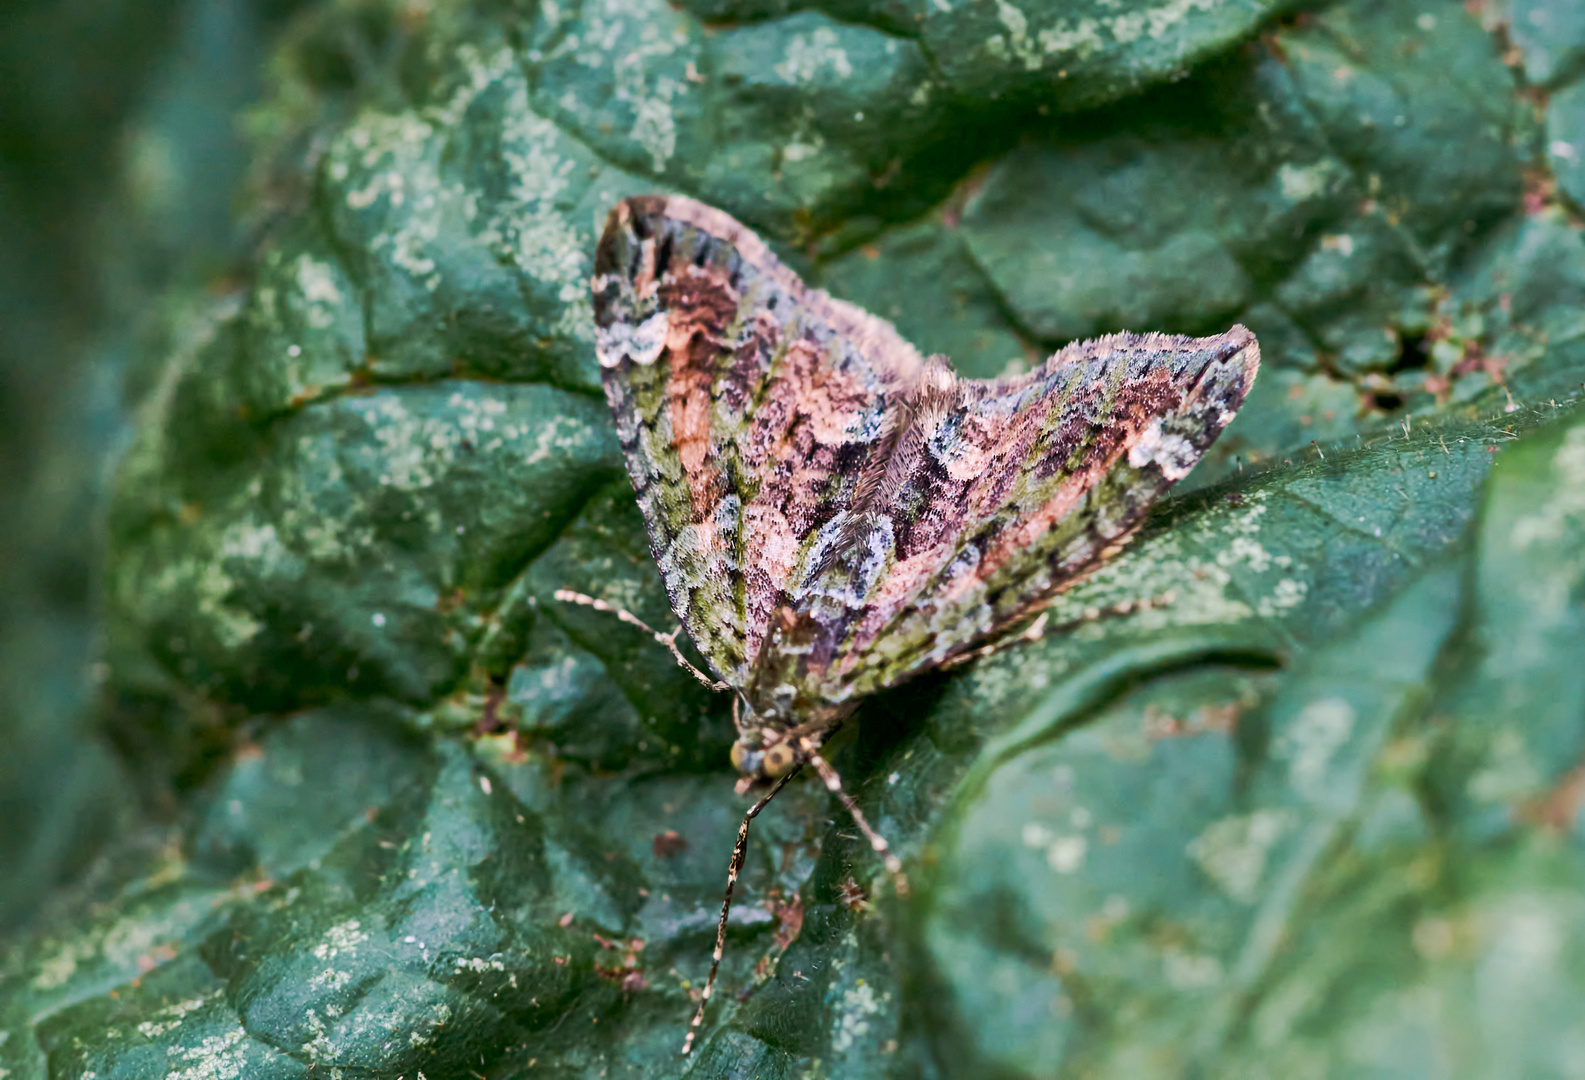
[580,194,1260,1053]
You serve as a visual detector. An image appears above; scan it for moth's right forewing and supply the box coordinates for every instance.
[808,328,1260,700]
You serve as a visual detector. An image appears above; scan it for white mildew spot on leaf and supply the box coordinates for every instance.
[101,911,183,970]
[517,654,582,707]
[992,0,1043,70]
[629,84,680,172]
[989,3,1104,68]
[295,255,344,329]
[781,138,825,164]
[524,416,580,465]
[1109,0,1220,44]
[1061,531,1248,636]
[278,452,377,566]
[301,1009,335,1064]
[219,521,284,564]
[1188,809,1289,904]
[1275,698,1356,801]
[1162,947,1224,990]
[358,397,459,491]
[560,0,690,173]
[832,981,883,1052]
[1277,161,1339,203]
[334,50,530,305]
[1220,535,1277,573]
[1084,503,1260,623]
[1057,490,1313,632]
[1045,834,1088,873]
[1223,497,1268,536]
[481,74,603,343]
[313,919,370,962]
[38,894,215,991]
[165,1029,248,1080]
[1509,425,1585,551]
[1036,18,1104,59]
[310,967,354,991]
[1255,577,1308,618]
[389,211,442,287]
[1481,895,1567,988]
[986,0,1221,72]
[776,26,854,83]
[335,113,451,292]
[31,945,82,991]
[1466,729,1543,804]
[136,995,217,1040]
[143,549,262,649]
[972,645,1072,706]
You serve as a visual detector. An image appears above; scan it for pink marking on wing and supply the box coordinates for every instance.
[665,340,720,523]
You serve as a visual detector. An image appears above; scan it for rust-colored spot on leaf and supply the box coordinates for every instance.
[653,830,688,858]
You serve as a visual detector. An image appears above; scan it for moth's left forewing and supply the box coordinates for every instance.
[811,327,1259,700]
[592,195,929,694]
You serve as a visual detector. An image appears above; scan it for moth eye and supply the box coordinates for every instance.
[730,740,762,776]
[763,744,797,778]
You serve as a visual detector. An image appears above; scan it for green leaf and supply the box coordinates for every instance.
[1494,0,1585,89]
[9,0,1585,1077]
[1549,82,1585,211]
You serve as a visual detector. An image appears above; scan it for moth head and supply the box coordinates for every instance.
[729,738,800,780]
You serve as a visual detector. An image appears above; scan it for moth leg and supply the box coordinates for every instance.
[552,589,729,692]
[798,739,909,899]
[683,768,801,1056]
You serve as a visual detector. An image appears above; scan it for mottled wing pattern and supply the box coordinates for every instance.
[592,195,1259,730]
[592,195,926,691]
[754,329,1259,714]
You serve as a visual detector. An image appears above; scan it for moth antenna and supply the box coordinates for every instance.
[552,589,729,692]
[728,691,760,740]
[683,768,801,1056]
[798,740,909,898]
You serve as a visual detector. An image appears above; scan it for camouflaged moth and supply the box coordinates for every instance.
[578,194,1260,1053]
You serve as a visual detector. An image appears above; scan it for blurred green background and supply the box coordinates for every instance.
[0,0,294,932]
